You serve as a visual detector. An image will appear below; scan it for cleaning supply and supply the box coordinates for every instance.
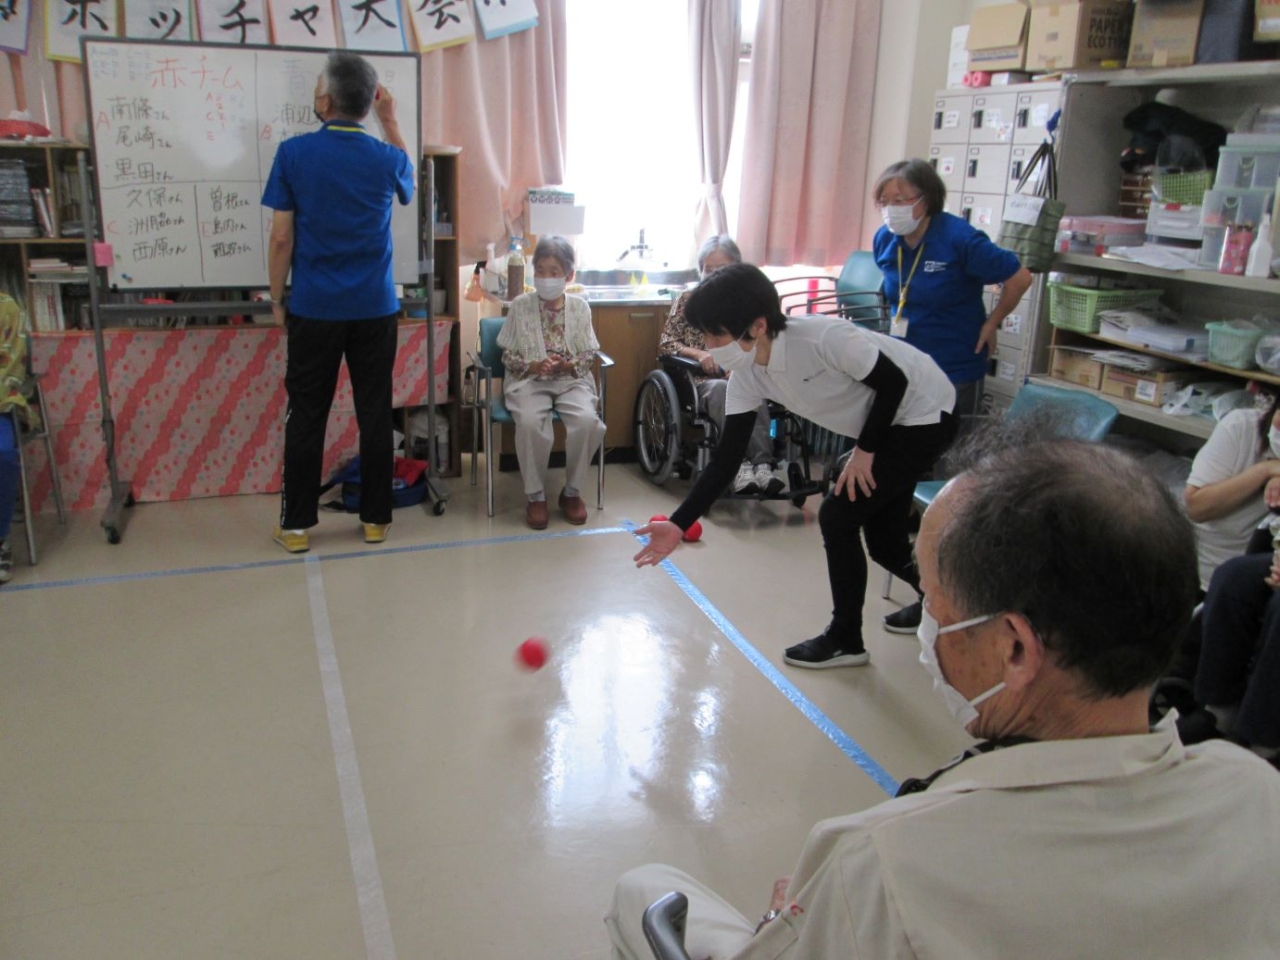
[1246,213,1273,278]
[465,262,485,302]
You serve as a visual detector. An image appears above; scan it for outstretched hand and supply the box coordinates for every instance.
[633,520,684,567]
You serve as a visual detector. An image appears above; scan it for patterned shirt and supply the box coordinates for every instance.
[659,290,720,383]
[503,298,596,381]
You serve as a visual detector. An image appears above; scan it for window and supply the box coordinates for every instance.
[564,0,698,270]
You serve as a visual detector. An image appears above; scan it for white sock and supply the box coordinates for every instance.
[563,485,579,498]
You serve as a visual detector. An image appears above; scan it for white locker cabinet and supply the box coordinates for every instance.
[968,92,1018,145]
[964,143,1014,195]
[994,293,1034,351]
[944,191,964,218]
[928,145,966,194]
[1008,144,1040,190]
[961,192,1005,234]
[932,94,972,145]
[1012,88,1059,146]
[986,343,1024,398]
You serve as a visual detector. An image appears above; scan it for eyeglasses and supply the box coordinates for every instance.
[876,194,922,210]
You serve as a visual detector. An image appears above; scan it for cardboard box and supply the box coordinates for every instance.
[1127,0,1206,67]
[1100,365,1197,406]
[1260,0,1280,40]
[1026,0,1134,70]
[967,3,1031,71]
[948,25,971,87]
[1051,349,1106,389]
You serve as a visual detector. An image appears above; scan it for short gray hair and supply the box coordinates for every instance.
[697,234,742,273]
[320,51,378,119]
[533,235,576,275]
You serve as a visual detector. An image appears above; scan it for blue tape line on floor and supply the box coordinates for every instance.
[5,525,632,593]
[625,519,900,796]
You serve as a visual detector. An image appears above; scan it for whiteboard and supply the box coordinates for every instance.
[82,38,420,290]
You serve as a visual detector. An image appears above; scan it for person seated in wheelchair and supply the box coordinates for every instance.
[497,235,606,531]
[610,436,1280,960]
[659,235,781,495]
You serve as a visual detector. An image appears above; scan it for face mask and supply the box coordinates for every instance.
[918,606,1006,732]
[882,203,923,236]
[1269,425,1280,459]
[534,277,566,301]
[708,336,758,373]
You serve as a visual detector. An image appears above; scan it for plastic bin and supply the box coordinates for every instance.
[1201,187,1273,229]
[1048,283,1164,334]
[1147,202,1204,242]
[1152,170,1213,206]
[1206,321,1274,370]
[1215,147,1280,190]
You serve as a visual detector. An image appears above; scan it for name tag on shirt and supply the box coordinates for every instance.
[891,314,909,339]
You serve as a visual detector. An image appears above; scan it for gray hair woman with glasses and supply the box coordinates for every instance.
[657,235,779,495]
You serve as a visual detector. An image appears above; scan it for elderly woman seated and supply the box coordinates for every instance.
[659,235,779,494]
[498,235,606,530]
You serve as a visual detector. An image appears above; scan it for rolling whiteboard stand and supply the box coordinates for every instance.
[78,151,134,544]
[421,153,447,510]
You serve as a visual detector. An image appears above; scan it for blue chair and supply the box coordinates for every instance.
[880,381,1120,601]
[468,316,613,518]
[775,251,888,331]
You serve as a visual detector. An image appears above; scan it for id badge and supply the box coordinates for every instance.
[890,314,909,339]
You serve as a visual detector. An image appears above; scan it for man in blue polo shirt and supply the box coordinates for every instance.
[872,159,1031,419]
[262,51,415,554]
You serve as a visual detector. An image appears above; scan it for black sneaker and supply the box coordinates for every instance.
[784,627,870,669]
[883,601,922,635]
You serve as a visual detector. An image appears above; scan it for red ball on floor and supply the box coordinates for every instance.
[649,514,668,524]
[516,637,548,671]
[682,520,703,542]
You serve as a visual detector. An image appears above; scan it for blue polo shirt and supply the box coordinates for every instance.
[262,121,414,321]
[873,212,1020,385]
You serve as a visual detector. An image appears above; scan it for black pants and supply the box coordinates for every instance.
[819,413,957,640]
[281,313,398,530]
[1196,550,1280,748]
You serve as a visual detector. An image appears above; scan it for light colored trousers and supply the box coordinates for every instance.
[503,375,605,497]
[699,379,774,466]
[605,863,754,960]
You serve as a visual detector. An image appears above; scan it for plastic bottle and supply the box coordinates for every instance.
[506,237,525,300]
[1247,213,1273,278]
[464,262,485,302]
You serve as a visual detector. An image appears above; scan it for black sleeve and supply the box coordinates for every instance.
[856,353,907,454]
[669,412,755,530]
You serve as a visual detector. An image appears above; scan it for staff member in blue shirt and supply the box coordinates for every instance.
[872,159,1032,421]
[262,52,415,554]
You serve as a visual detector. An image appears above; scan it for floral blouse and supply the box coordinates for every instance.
[500,294,597,382]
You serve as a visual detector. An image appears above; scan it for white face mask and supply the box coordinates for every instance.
[534,277,566,301]
[708,336,758,373]
[882,203,923,236]
[918,605,1006,732]
[1269,424,1280,459]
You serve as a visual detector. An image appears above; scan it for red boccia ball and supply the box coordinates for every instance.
[682,519,703,542]
[516,637,548,671]
[649,514,668,524]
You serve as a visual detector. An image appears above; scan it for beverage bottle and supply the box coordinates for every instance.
[506,237,525,299]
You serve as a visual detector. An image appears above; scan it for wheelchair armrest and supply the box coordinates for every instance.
[596,350,615,370]
[642,892,692,960]
[659,353,704,376]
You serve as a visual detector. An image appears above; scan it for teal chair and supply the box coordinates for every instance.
[775,251,888,331]
[468,316,613,518]
[882,381,1120,601]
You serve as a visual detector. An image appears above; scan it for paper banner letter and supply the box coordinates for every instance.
[195,0,270,45]
[473,0,537,40]
[46,0,119,63]
[0,0,34,54]
[408,0,475,51]
[337,0,407,52]
[267,0,338,48]
[126,1,195,42]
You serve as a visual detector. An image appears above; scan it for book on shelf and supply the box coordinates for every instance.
[28,280,65,331]
[29,187,53,237]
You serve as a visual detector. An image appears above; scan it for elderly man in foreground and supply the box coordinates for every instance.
[608,439,1280,959]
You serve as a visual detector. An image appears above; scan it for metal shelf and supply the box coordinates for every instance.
[1055,253,1280,295]
[1066,329,1280,387]
[1027,375,1216,439]
[1070,61,1280,88]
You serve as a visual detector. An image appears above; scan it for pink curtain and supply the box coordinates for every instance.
[688,0,740,241]
[737,0,880,266]
[0,4,568,265]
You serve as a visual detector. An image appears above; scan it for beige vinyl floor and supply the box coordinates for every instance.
[2,459,973,959]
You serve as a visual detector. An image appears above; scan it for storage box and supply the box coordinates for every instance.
[1201,186,1273,228]
[1026,0,1134,70]
[948,25,971,87]
[1128,0,1206,67]
[1051,349,1106,389]
[1259,0,1280,40]
[1198,0,1278,61]
[1147,202,1205,242]
[967,3,1031,71]
[1101,365,1197,406]
[1215,147,1280,189]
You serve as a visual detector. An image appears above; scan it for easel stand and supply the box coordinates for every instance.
[78,153,134,544]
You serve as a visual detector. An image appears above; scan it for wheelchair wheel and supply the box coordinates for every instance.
[634,371,681,484]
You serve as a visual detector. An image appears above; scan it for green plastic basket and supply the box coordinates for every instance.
[1152,170,1213,206]
[1206,321,1270,370]
[1048,283,1164,335]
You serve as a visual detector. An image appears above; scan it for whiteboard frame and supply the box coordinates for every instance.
[80,36,423,292]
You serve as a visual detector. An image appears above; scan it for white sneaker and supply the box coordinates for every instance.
[756,462,785,495]
[733,461,760,494]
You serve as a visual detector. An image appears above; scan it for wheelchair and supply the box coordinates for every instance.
[632,353,847,508]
